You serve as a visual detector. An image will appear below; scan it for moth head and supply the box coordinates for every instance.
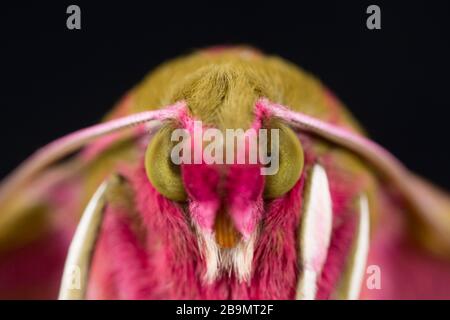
[144,107,304,256]
[145,120,304,202]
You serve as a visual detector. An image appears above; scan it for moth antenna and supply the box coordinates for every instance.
[259,98,450,249]
[0,101,185,204]
[296,164,333,300]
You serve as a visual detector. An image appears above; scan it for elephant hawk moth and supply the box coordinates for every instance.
[0,46,449,299]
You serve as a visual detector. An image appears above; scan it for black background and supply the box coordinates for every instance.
[0,1,449,189]
[0,300,443,318]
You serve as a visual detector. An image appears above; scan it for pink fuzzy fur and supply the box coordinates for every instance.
[87,206,153,299]
[88,160,361,299]
[88,164,308,299]
[80,130,450,300]
[5,97,449,300]
[315,153,364,298]
[87,129,362,299]
[85,104,367,299]
[182,163,220,232]
[226,164,264,239]
[249,178,305,299]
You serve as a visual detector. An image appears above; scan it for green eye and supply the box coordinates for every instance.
[264,122,304,199]
[145,125,187,201]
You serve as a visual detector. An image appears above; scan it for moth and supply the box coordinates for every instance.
[0,46,449,299]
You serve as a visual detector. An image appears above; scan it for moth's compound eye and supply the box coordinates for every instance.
[263,121,304,199]
[145,125,187,201]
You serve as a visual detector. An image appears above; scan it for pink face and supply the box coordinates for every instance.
[175,109,268,249]
[156,110,272,283]
[181,162,264,244]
